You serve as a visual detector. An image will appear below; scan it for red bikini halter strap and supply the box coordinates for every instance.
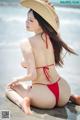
[36,33,53,82]
[36,64,54,82]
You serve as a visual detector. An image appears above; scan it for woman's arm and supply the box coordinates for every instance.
[19,39,37,81]
[9,39,37,88]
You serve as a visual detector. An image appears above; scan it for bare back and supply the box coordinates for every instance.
[29,34,59,84]
[29,34,71,106]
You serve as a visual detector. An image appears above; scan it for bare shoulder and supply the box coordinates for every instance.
[20,38,36,62]
[20,38,32,53]
[20,35,39,53]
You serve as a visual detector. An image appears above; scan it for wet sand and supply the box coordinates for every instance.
[0,46,80,120]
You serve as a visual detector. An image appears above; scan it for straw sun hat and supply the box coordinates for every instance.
[20,0,59,32]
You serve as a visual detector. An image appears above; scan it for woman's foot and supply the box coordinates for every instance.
[70,95,80,105]
[21,97,33,115]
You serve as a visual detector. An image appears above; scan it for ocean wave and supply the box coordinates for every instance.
[0,41,80,51]
[60,19,80,26]
[0,16,26,23]
[0,15,80,26]
[56,7,80,14]
[5,16,25,22]
[0,15,26,22]
[0,2,19,6]
[0,42,20,48]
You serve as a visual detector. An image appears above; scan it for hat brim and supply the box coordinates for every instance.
[20,0,59,32]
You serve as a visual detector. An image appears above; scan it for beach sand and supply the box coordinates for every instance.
[0,46,80,120]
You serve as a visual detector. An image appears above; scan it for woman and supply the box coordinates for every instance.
[6,0,80,115]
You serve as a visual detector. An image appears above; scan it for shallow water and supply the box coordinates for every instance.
[0,6,80,44]
[0,5,80,94]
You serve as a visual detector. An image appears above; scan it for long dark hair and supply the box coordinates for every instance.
[28,9,77,66]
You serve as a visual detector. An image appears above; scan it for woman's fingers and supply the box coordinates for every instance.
[10,83,18,89]
[8,82,18,88]
[7,79,20,89]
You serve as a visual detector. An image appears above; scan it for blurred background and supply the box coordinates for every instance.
[0,0,80,95]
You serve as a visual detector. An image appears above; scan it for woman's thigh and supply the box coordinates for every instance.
[58,77,71,106]
[7,83,56,109]
[28,84,56,109]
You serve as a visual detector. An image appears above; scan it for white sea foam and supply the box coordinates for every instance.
[0,41,80,52]
[1,15,79,27]
[56,7,80,14]
[0,16,26,23]
[60,19,80,26]
[0,42,20,48]
[5,16,26,22]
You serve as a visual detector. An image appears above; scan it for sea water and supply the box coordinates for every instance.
[0,5,80,93]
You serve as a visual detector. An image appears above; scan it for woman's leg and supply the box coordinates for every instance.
[70,95,80,105]
[6,84,32,114]
[27,84,56,109]
[6,83,56,114]
[6,86,23,107]
[10,83,56,109]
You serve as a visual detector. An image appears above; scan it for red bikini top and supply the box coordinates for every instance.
[23,33,54,82]
[36,33,54,82]
[36,64,54,82]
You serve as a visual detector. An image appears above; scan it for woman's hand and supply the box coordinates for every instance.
[8,75,30,89]
[8,78,20,89]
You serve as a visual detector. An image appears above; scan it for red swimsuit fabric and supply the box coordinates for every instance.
[36,33,60,105]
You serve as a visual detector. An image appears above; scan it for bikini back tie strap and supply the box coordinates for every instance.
[36,64,54,82]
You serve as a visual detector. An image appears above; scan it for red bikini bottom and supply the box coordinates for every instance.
[33,77,60,105]
[47,77,60,105]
